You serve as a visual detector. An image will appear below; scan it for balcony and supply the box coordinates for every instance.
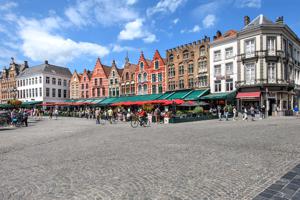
[236,79,296,89]
[265,50,280,62]
[241,51,258,63]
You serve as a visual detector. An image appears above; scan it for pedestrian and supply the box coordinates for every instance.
[243,107,248,121]
[224,105,229,121]
[294,105,299,118]
[22,109,28,127]
[250,106,255,121]
[261,105,266,119]
[49,108,53,119]
[232,106,237,121]
[154,107,161,124]
[217,105,222,121]
[95,108,100,124]
[107,107,113,124]
[54,108,59,120]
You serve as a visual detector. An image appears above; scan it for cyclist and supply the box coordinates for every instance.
[137,108,147,126]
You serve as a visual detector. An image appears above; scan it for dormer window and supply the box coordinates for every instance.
[169,54,174,62]
[154,60,159,70]
[140,62,144,71]
[112,70,115,77]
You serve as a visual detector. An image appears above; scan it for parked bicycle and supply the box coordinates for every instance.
[130,114,150,128]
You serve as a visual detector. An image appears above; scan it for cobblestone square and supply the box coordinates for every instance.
[1,117,300,200]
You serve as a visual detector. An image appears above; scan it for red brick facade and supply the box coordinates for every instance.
[149,50,166,94]
[90,58,110,98]
[135,52,152,95]
[79,69,91,98]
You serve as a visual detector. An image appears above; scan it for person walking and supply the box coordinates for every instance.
[22,109,28,127]
[217,105,222,121]
[54,108,59,120]
[95,108,100,124]
[294,105,299,118]
[224,105,229,121]
[154,107,161,124]
[261,105,266,119]
[49,108,53,120]
[242,107,248,121]
[107,107,113,124]
[232,106,237,121]
[250,106,255,121]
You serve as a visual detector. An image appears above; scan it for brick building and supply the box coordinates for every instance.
[120,56,137,96]
[135,52,152,95]
[108,60,123,97]
[0,58,28,103]
[90,58,111,98]
[166,36,210,91]
[148,50,166,94]
[79,69,91,98]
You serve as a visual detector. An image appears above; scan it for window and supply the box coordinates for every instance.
[126,72,129,80]
[99,78,102,85]
[26,79,28,85]
[102,88,105,96]
[183,50,189,59]
[198,60,207,73]
[245,39,255,58]
[35,77,38,84]
[214,80,221,92]
[97,88,100,96]
[110,79,113,84]
[154,60,159,70]
[152,74,156,82]
[138,74,142,83]
[143,73,147,82]
[140,62,144,71]
[158,73,162,82]
[26,89,28,98]
[63,90,66,98]
[131,84,135,94]
[152,85,157,94]
[188,78,194,88]
[81,84,84,89]
[168,81,175,90]
[199,76,208,87]
[200,46,206,56]
[138,85,142,94]
[143,84,147,93]
[115,79,118,84]
[52,88,56,97]
[112,70,115,77]
[131,74,134,80]
[267,37,276,55]
[226,62,233,75]
[46,88,50,97]
[29,79,31,85]
[39,88,42,97]
[86,83,89,89]
[95,78,98,86]
[116,87,119,96]
[158,84,163,93]
[226,79,233,91]
[58,79,62,85]
[214,50,221,61]
[52,78,56,85]
[179,79,184,89]
[214,65,221,77]
[39,76,42,83]
[35,88,38,97]
[168,65,175,77]
[225,47,233,59]
[92,88,95,97]
[268,62,276,83]
[84,77,86,81]
[169,54,174,62]
[188,63,194,74]
[245,63,255,84]
[64,80,67,87]
[179,65,184,75]
[58,89,62,98]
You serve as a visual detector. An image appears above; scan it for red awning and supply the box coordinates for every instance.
[236,92,261,99]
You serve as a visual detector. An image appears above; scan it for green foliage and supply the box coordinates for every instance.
[142,104,154,113]
[193,106,204,114]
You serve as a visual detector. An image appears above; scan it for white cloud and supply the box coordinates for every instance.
[147,0,186,16]
[235,0,261,8]
[202,14,216,28]
[172,18,179,24]
[65,0,139,27]
[192,1,221,18]
[180,25,201,34]
[118,18,157,43]
[0,2,18,11]
[17,17,109,65]
[112,44,137,53]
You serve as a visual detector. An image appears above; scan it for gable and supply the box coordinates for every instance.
[91,58,110,79]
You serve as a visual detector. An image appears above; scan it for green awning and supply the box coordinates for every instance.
[201,91,236,100]
[164,90,193,100]
[113,94,162,103]
[184,89,209,100]
[0,104,14,109]
[98,97,119,105]
[21,101,43,105]
[156,91,175,100]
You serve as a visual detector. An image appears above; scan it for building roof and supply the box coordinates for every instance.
[102,65,111,77]
[243,14,274,30]
[18,63,72,78]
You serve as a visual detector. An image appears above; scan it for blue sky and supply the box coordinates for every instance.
[0,0,299,72]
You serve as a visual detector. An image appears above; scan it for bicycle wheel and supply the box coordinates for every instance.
[131,120,139,128]
[143,119,150,127]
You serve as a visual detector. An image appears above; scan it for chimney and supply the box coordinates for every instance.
[45,60,48,65]
[244,16,250,26]
[24,61,28,67]
[276,16,284,24]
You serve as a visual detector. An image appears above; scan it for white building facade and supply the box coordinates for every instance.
[17,61,72,102]
[209,30,238,96]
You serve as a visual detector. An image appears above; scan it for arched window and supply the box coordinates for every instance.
[169,54,174,62]
[154,60,159,70]
[138,85,142,93]
[183,50,189,59]
[143,73,147,81]
[138,74,142,83]
[112,70,115,77]
[200,46,206,56]
[126,72,129,80]
[143,84,147,93]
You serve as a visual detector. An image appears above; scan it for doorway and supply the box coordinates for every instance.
[269,98,276,116]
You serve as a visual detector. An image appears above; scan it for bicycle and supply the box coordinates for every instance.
[130,115,150,128]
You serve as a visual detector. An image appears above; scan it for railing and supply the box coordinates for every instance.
[236,79,296,88]
[241,51,258,60]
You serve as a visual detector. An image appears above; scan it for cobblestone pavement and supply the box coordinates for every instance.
[0,117,300,200]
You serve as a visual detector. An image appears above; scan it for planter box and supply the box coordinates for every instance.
[169,114,218,123]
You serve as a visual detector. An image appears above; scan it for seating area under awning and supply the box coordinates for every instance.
[201,91,236,100]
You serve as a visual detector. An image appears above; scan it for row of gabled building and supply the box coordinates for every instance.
[1,15,300,115]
